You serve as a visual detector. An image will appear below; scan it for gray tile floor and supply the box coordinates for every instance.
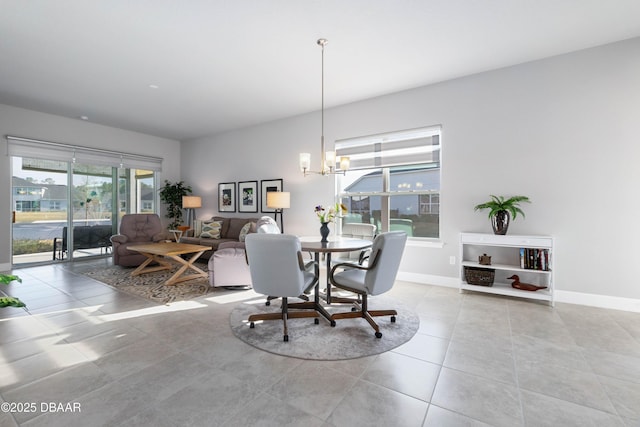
[1,259,640,426]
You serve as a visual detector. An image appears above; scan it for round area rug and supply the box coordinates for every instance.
[229,296,419,360]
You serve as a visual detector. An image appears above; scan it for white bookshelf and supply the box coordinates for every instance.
[459,232,554,306]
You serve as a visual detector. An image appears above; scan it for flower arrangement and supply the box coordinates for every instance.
[314,203,348,223]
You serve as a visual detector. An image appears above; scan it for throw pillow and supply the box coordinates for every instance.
[200,220,223,239]
[238,222,255,242]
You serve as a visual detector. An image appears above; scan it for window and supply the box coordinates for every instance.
[336,126,441,239]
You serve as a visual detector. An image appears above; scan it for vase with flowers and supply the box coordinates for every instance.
[314,203,348,242]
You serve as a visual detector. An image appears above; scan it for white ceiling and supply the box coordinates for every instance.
[1,1,639,141]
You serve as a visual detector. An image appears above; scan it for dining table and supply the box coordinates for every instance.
[298,236,373,323]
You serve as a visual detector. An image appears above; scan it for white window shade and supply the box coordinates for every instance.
[335,126,441,170]
[6,136,163,171]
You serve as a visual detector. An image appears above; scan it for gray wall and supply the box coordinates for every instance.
[0,104,182,268]
[181,37,640,306]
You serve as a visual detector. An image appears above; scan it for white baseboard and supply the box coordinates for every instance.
[397,272,640,313]
[554,290,640,313]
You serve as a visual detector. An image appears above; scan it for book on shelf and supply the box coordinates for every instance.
[519,248,550,271]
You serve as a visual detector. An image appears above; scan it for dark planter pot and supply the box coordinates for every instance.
[320,222,330,242]
[491,211,510,235]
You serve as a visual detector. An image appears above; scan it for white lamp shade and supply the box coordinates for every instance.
[339,156,350,170]
[325,151,336,167]
[182,196,202,208]
[266,191,290,209]
[299,153,311,171]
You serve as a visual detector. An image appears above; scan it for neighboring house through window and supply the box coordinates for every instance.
[336,125,441,239]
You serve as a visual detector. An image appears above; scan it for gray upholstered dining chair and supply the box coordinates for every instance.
[332,222,377,266]
[328,222,377,304]
[244,233,319,342]
[328,231,407,338]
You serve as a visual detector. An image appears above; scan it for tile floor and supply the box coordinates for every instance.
[1,259,639,426]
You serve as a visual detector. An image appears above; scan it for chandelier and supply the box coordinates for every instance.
[299,38,350,176]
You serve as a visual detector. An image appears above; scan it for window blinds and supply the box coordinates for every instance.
[6,136,163,171]
[335,125,441,170]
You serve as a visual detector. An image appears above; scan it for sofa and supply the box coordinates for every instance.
[179,216,259,260]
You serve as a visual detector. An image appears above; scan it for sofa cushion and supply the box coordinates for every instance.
[200,220,223,238]
[238,222,256,242]
[226,218,253,240]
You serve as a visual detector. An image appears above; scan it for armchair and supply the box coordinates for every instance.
[244,234,319,342]
[110,214,167,267]
[328,231,407,338]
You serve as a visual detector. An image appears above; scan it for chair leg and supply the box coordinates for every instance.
[248,296,319,342]
[282,297,288,342]
[330,294,397,338]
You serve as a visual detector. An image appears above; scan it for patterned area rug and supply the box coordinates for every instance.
[83,263,212,304]
[230,296,419,360]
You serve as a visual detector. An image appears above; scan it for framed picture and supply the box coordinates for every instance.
[260,178,283,213]
[218,182,236,212]
[238,180,258,213]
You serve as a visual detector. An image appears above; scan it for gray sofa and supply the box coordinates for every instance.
[179,216,258,260]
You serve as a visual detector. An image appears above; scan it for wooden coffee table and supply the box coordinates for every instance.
[128,242,210,285]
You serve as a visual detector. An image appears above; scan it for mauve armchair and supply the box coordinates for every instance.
[110,214,167,267]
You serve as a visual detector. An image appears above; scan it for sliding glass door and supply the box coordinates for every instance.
[11,156,157,265]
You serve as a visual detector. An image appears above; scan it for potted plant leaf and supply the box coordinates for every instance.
[159,180,192,230]
[474,195,530,235]
[1,274,25,308]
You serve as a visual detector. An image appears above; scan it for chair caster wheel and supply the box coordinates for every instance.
[391,316,396,323]
[314,318,319,324]
[265,301,270,306]
[330,320,336,327]
[283,335,289,342]
[250,322,255,328]
[375,332,382,338]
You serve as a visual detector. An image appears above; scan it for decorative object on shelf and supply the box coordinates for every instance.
[478,253,492,265]
[299,38,350,177]
[266,191,290,233]
[182,195,202,228]
[260,179,283,212]
[463,266,495,287]
[238,181,259,213]
[507,275,548,291]
[159,180,192,230]
[0,274,25,308]
[218,182,236,212]
[320,222,330,242]
[473,195,530,235]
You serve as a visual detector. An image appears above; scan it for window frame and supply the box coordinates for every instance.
[335,125,441,242]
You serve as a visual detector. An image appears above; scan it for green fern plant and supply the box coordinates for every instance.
[474,195,530,219]
[0,274,25,308]
[474,195,530,235]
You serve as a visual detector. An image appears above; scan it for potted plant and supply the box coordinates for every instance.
[159,180,192,230]
[474,195,530,235]
[1,274,25,308]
